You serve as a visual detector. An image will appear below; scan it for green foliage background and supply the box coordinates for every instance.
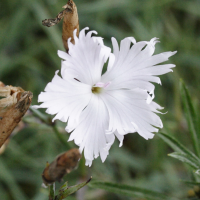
[0,0,200,199]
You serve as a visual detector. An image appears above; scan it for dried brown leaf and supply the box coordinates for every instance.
[0,83,33,147]
[42,10,65,27]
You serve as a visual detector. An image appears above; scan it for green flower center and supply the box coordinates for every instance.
[92,86,102,94]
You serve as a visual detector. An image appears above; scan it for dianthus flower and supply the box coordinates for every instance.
[34,27,176,166]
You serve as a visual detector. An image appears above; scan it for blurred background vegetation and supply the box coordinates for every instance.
[0,0,200,199]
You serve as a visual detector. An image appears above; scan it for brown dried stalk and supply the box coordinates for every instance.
[42,148,81,185]
[0,82,33,147]
[42,0,79,52]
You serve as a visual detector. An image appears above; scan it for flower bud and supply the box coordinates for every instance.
[42,148,81,185]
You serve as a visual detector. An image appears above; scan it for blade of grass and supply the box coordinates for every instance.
[169,152,200,170]
[89,181,178,200]
[180,180,200,187]
[180,79,199,157]
[157,132,200,164]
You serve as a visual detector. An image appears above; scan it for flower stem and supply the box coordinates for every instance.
[49,183,55,200]
[29,107,51,125]
[52,125,73,148]
[30,107,73,148]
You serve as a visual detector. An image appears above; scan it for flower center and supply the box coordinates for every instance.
[92,86,102,94]
[91,82,111,94]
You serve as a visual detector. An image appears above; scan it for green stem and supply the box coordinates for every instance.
[49,183,55,200]
[30,107,73,149]
[29,107,51,125]
[79,155,86,178]
[52,125,72,148]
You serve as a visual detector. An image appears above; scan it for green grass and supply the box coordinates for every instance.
[0,0,200,199]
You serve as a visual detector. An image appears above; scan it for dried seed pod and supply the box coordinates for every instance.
[62,0,79,52]
[0,83,32,147]
[42,0,79,52]
[42,148,81,185]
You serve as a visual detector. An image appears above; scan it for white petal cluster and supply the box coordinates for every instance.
[34,27,176,166]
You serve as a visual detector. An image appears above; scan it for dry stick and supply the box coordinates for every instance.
[42,0,79,53]
[0,84,33,147]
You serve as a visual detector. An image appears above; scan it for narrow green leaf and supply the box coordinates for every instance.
[59,182,68,191]
[169,152,200,170]
[55,177,92,200]
[89,181,177,200]
[180,79,199,157]
[180,180,200,187]
[194,169,200,177]
[157,132,200,164]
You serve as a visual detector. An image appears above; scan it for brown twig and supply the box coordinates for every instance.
[0,83,33,147]
[42,0,79,53]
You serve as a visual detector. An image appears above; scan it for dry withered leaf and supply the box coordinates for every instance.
[0,139,9,154]
[42,10,64,27]
[42,148,81,185]
[0,82,33,147]
[42,0,79,52]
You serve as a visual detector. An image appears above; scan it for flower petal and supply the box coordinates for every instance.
[102,37,176,92]
[58,28,110,85]
[35,71,92,128]
[101,88,163,140]
[68,94,115,166]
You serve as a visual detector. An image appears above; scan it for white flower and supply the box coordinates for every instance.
[34,27,176,166]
